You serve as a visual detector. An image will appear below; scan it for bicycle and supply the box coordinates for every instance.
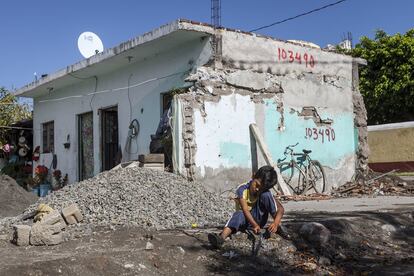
[277,143,326,195]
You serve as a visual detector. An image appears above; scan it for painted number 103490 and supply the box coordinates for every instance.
[277,47,315,68]
[305,127,335,143]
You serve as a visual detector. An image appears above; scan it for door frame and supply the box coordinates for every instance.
[99,105,119,172]
[77,111,94,181]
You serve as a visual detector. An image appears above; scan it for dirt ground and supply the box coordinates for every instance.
[1,198,413,276]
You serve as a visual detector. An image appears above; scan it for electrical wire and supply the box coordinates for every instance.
[68,72,98,110]
[38,70,189,104]
[127,73,133,122]
[89,76,98,111]
[249,0,348,32]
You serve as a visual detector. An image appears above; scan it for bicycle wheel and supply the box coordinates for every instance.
[308,160,326,194]
[278,162,307,195]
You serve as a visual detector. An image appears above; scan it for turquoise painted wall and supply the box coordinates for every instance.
[218,99,357,169]
[219,142,250,167]
[264,99,357,168]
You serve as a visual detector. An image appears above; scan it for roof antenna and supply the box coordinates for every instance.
[211,0,221,28]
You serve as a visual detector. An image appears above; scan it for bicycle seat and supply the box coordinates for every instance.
[302,149,312,154]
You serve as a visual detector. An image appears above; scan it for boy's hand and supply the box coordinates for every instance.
[268,222,279,233]
[252,224,261,234]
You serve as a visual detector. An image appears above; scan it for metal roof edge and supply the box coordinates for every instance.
[368,121,414,131]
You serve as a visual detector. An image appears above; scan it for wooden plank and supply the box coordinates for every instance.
[139,163,164,168]
[250,129,258,176]
[249,124,291,196]
[138,154,165,164]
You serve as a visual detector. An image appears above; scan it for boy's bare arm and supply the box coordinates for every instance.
[268,199,284,233]
[238,198,260,233]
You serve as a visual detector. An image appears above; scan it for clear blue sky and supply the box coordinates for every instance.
[1,0,413,92]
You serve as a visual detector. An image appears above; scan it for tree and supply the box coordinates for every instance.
[351,29,414,125]
[0,87,32,147]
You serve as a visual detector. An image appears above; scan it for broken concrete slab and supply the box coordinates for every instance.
[61,204,83,225]
[12,225,31,246]
[30,223,63,246]
[40,210,66,230]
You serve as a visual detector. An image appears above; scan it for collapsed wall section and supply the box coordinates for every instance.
[176,29,367,193]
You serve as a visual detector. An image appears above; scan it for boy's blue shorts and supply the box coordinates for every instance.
[225,191,277,232]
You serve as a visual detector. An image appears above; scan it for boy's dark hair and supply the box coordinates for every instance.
[254,165,277,192]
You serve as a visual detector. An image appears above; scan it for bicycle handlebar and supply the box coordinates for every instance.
[288,142,299,148]
[283,142,299,155]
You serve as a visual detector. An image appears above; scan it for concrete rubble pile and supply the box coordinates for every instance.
[332,172,414,197]
[1,166,233,239]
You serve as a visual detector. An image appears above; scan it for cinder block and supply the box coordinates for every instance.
[12,225,31,246]
[41,210,66,230]
[30,223,63,246]
[61,204,83,225]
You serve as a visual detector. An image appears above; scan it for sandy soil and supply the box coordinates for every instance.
[0,205,412,276]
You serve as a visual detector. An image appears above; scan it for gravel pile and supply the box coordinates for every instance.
[1,166,233,233]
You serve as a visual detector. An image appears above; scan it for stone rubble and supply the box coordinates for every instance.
[0,167,233,237]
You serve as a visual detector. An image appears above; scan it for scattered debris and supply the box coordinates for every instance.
[381,224,396,233]
[222,250,238,259]
[278,193,333,201]
[318,256,331,266]
[332,170,414,197]
[145,241,154,250]
[177,246,185,254]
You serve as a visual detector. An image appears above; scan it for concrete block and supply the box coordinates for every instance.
[40,210,66,230]
[30,223,63,246]
[12,225,31,246]
[61,204,83,225]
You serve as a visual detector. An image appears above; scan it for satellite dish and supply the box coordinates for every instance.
[77,31,104,58]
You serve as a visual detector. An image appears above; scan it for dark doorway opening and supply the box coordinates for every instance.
[101,106,120,171]
[78,112,94,181]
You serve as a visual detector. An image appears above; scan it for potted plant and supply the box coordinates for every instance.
[34,165,50,197]
[51,169,68,191]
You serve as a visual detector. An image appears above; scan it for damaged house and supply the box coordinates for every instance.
[14,20,368,192]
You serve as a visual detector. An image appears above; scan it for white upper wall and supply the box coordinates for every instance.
[221,31,354,80]
[32,35,212,183]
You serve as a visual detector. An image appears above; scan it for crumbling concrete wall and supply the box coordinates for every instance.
[352,61,369,176]
[176,29,366,193]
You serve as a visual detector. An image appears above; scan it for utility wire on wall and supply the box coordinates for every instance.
[249,0,348,32]
[38,70,189,104]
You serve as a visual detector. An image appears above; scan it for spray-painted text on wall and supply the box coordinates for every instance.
[277,47,315,68]
[305,127,335,143]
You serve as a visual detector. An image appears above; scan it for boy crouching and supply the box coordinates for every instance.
[208,165,287,249]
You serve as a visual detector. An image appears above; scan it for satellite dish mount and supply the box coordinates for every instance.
[77,31,104,58]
